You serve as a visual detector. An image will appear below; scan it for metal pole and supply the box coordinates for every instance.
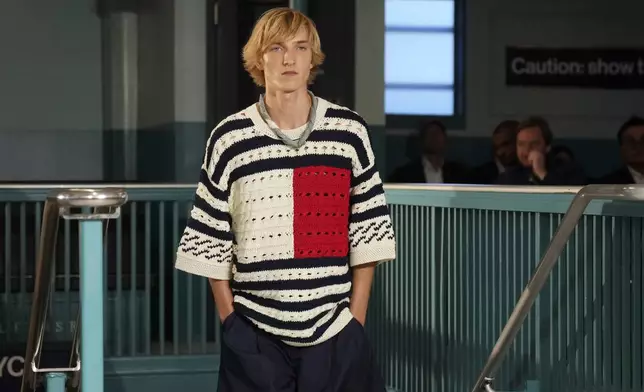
[100,3,139,181]
[21,188,127,392]
[21,202,61,392]
[471,184,644,391]
[471,191,591,391]
[79,219,106,392]
[44,373,67,392]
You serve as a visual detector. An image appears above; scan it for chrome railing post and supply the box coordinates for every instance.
[472,185,644,392]
[21,188,127,392]
[21,201,61,392]
[483,377,495,392]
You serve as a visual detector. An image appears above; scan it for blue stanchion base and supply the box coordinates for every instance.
[45,373,67,392]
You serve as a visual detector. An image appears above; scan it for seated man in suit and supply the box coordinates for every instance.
[388,119,469,184]
[596,116,644,184]
[471,120,519,184]
[497,116,586,185]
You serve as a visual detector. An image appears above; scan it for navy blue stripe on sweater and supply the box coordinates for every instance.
[193,194,230,224]
[229,154,352,185]
[350,205,391,225]
[231,271,351,292]
[307,130,369,169]
[324,108,369,129]
[205,118,254,166]
[214,130,365,182]
[349,184,382,205]
[351,164,379,188]
[200,168,229,202]
[234,301,329,332]
[236,300,350,345]
[186,219,233,243]
[234,290,350,314]
[213,135,278,182]
[234,256,348,273]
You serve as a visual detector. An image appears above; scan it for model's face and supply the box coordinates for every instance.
[260,28,313,93]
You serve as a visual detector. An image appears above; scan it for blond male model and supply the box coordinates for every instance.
[175,7,396,392]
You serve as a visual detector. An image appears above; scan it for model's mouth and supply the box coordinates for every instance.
[282,71,298,75]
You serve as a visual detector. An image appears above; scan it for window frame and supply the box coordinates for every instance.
[384,0,466,130]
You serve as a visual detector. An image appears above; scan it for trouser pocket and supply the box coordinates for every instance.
[326,319,386,392]
[218,314,275,392]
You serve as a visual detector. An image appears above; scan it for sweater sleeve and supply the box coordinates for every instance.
[174,128,234,280]
[347,124,397,267]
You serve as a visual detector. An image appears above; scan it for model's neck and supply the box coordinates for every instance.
[263,88,311,130]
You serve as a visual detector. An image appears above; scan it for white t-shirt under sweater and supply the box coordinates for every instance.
[174,96,397,347]
[265,117,308,142]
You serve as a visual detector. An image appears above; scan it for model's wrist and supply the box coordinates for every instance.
[351,311,366,325]
[219,307,234,323]
[349,303,368,325]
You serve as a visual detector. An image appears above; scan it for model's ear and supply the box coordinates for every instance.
[257,61,264,70]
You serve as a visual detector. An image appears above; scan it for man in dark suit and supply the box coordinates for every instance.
[596,116,644,184]
[471,120,519,184]
[497,116,586,185]
[388,119,469,184]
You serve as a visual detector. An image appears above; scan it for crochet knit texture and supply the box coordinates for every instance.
[175,97,396,346]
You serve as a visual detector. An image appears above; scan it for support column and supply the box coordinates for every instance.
[174,0,208,182]
[355,0,386,176]
[79,220,105,392]
[99,1,139,181]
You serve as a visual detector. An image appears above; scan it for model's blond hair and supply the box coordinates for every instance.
[242,7,325,87]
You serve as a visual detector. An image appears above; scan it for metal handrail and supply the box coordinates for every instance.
[471,184,644,392]
[0,182,584,194]
[21,188,127,392]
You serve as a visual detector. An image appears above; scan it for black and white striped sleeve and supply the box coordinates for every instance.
[347,123,396,267]
[175,125,235,280]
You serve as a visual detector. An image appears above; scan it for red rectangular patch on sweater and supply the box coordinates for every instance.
[292,166,351,259]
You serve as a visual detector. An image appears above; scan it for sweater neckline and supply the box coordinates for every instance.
[247,95,330,147]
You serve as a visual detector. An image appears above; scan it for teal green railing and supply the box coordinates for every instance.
[374,184,643,392]
[1,185,213,359]
[472,184,644,392]
[1,184,643,392]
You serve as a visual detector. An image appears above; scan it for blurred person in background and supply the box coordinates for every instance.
[497,116,586,185]
[471,120,519,184]
[596,116,644,184]
[388,119,470,184]
[551,145,575,166]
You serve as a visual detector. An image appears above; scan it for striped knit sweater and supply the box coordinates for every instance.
[175,97,396,347]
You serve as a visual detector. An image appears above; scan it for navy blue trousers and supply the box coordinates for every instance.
[217,312,386,392]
